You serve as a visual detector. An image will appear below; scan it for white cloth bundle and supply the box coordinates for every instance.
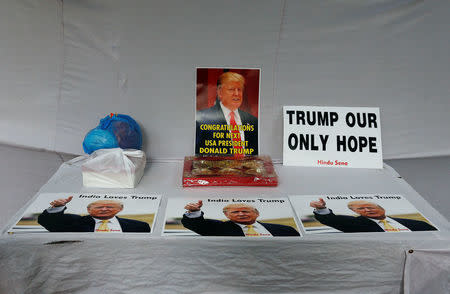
[82,148,146,188]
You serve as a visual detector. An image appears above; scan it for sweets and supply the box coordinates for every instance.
[182,156,278,187]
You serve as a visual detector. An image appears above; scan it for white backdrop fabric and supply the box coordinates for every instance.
[0,0,62,150]
[0,0,449,160]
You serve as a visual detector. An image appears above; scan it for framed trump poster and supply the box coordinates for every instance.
[289,194,438,234]
[163,196,301,237]
[195,68,260,158]
[7,193,161,234]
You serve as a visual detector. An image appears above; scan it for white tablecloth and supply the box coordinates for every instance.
[1,161,449,293]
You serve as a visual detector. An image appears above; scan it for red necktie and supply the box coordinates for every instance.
[229,112,244,158]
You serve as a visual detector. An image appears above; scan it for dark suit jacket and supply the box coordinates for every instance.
[38,208,151,233]
[195,101,258,156]
[313,209,437,232]
[181,213,299,236]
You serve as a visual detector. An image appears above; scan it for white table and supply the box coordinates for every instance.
[1,160,449,293]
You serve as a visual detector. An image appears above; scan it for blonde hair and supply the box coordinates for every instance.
[217,72,245,89]
[87,200,123,209]
[223,203,258,214]
[347,200,382,210]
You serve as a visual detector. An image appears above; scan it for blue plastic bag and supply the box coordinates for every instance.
[83,113,142,154]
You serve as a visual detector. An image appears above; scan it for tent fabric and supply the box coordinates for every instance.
[0,144,64,228]
[0,1,449,292]
[404,249,450,294]
[0,0,62,151]
[385,156,450,219]
[0,0,449,160]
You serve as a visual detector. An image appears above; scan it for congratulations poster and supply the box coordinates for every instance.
[195,68,260,157]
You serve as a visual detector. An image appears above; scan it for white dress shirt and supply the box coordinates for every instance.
[369,217,411,232]
[219,102,245,142]
[235,222,273,237]
[92,216,123,233]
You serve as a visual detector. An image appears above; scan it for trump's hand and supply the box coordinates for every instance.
[310,198,327,209]
[184,200,203,212]
[50,196,73,208]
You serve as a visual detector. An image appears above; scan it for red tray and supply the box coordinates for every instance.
[182,155,278,187]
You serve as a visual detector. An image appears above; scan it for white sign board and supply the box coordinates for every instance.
[283,106,382,169]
